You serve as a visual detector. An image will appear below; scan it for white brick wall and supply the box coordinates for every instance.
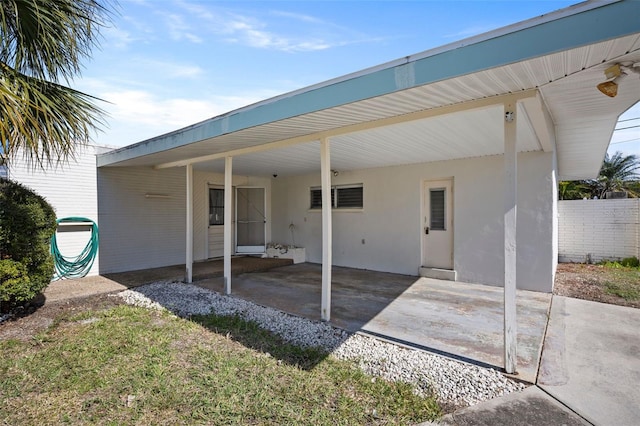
[558,199,640,263]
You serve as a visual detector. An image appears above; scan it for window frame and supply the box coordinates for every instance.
[208,188,225,226]
[309,183,363,210]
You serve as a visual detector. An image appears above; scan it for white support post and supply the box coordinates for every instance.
[224,156,233,295]
[185,164,193,283]
[320,138,332,321]
[504,102,518,374]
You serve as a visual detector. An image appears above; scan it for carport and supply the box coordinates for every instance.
[96,0,640,376]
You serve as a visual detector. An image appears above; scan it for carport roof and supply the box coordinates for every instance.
[97,0,640,180]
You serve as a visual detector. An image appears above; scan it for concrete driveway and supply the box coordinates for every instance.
[441,296,640,425]
[537,296,640,425]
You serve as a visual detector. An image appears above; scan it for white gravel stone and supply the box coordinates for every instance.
[0,313,12,324]
[116,281,526,408]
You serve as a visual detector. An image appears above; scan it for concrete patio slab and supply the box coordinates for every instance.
[198,263,551,383]
[538,296,640,426]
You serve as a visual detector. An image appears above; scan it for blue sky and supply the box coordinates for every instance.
[75,0,639,157]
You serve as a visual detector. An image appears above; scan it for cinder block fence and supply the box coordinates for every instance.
[558,199,640,263]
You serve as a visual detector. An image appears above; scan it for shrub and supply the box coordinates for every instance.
[0,260,32,304]
[620,257,640,268]
[600,257,640,269]
[0,179,56,312]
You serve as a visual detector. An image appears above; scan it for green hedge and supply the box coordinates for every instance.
[0,178,56,312]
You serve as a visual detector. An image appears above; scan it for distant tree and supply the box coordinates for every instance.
[558,180,590,200]
[559,151,640,200]
[0,0,113,167]
[586,151,640,199]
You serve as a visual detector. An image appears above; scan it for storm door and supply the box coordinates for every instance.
[235,187,266,254]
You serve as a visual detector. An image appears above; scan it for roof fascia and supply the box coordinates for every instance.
[98,0,638,168]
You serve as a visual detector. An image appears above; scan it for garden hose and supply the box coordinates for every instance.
[50,217,99,280]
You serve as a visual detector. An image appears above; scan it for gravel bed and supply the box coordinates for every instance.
[116,281,526,408]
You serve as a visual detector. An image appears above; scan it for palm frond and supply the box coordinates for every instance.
[0,0,112,82]
[0,0,113,167]
[0,64,106,167]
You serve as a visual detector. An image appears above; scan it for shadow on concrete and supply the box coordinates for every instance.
[196,263,551,383]
[103,256,293,287]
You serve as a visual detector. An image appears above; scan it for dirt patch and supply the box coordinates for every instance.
[0,293,124,342]
[554,263,640,309]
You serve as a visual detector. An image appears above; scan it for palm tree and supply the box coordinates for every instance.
[0,0,112,167]
[559,151,640,199]
[558,180,590,200]
[587,151,640,198]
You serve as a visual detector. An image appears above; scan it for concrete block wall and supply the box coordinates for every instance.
[558,199,640,263]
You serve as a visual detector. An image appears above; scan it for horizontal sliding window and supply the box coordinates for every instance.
[310,184,363,209]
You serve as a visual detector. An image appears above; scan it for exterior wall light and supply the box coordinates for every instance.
[597,63,640,98]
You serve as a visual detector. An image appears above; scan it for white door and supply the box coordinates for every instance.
[207,186,225,258]
[235,187,266,254]
[422,179,453,269]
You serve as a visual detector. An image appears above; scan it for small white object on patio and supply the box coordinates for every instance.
[116,281,525,408]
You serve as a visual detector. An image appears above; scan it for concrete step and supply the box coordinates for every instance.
[419,267,457,281]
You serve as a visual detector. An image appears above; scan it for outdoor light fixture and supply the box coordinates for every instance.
[597,63,640,98]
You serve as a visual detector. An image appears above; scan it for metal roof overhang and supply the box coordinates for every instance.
[97,0,640,180]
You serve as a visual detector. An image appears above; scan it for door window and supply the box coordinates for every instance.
[430,189,446,231]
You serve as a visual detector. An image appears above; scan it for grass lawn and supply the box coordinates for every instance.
[0,304,441,425]
[602,266,640,301]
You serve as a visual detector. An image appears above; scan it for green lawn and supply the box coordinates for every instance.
[602,268,640,301]
[0,305,440,425]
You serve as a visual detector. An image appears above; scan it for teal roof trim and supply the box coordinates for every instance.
[98,0,640,167]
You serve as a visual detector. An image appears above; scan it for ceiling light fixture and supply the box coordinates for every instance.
[597,63,640,98]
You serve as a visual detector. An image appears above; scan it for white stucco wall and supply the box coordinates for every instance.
[7,145,103,276]
[271,151,556,292]
[97,166,271,274]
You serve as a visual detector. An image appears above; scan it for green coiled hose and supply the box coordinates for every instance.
[50,217,99,280]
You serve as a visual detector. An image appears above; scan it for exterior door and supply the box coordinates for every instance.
[235,187,266,254]
[208,186,225,258]
[422,179,453,269]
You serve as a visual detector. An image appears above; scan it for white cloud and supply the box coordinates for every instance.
[270,11,326,25]
[85,84,282,146]
[162,12,203,43]
[173,1,361,52]
[101,26,135,49]
[137,59,205,79]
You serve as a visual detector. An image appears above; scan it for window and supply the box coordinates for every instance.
[209,188,224,225]
[430,188,446,230]
[310,184,363,209]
